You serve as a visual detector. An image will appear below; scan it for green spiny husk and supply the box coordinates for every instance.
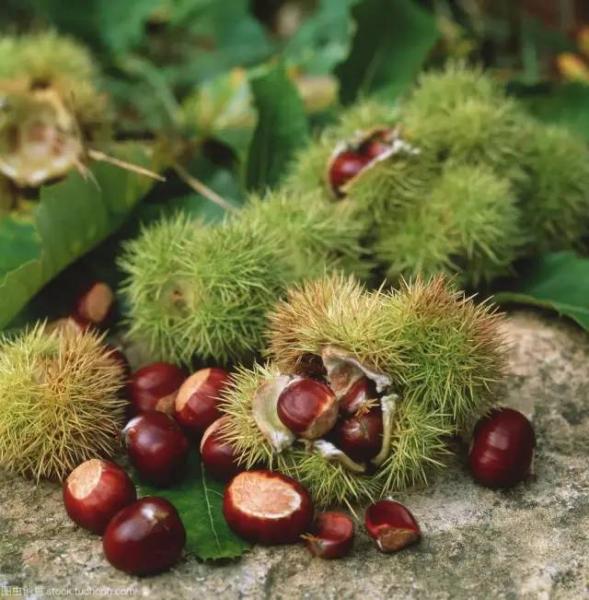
[0,323,126,482]
[120,189,367,366]
[285,62,589,286]
[119,213,288,366]
[221,273,505,506]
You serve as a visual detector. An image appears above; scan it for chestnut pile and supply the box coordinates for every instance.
[57,276,536,576]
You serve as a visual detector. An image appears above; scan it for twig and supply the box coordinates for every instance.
[173,163,238,213]
[88,149,165,182]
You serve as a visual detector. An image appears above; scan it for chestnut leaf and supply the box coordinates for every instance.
[245,63,309,191]
[493,251,589,330]
[0,143,157,330]
[134,451,250,561]
[335,0,439,104]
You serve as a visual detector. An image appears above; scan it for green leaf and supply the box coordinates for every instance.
[246,64,309,191]
[32,0,161,53]
[335,0,439,104]
[515,83,589,141]
[0,143,156,329]
[493,252,589,330]
[135,452,250,560]
[282,0,359,74]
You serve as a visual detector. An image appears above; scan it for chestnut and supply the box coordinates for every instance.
[63,459,136,535]
[174,368,231,436]
[331,404,383,462]
[277,378,338,440]
[364,500,421,553]
[103,497,186,576]
[73,281,115,329]
[303,511,355,559]
[223,470,313,545]
[328,150,371,197]
[339,376,377,416]
[358,129,393,161]
[123,412,189,486]
[200,416,242,481]
[128,362,186,415]
[469,407,536,488]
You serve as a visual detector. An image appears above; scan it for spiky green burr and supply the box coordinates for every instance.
[0,323,126,482]
[120,189,366,366]
[285,63,589,287]
[0,32,109,187]
[220,273,506,506]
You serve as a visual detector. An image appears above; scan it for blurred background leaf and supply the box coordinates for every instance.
[246,63,309,191]
[494,252,589,330]
[336,0,439,104]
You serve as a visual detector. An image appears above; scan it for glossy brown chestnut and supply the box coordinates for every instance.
[123,412,189,486]
[303,511,355,559]
[331,404,383,462]
[358,129,393,161]
[63,459,137,535]
[340,376,377,416]
[469,407,536,488]
[328,150,371,197]
[364,500,421,553]
[277,378,338,439]
[223,470,313,545]
[174,368,231,436]
[103,497,186,576]
[73,281,115,328]
[200,416,242,481]
[128,362,186,415]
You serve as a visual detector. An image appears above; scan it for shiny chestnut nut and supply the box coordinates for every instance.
[123,412,189,486]
[303,511,355,559]
[175,368,231,436]
[331,404,383,462]
[128,362,186,415]
[358,129,393,161]
[73,281,115,329]
[328,150,371,197]
[223,470,313,545]
[469,407,536,488]
[103,497,186,576]
[63,459,136,535]
[200,416,242,481]
[365,500,421,553]
[340,376,377,416]
[277,378,338,440]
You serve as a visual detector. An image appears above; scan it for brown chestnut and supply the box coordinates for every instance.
[364,500,421,553]
[331,404,383,462]
[128,362,186,415]
[174,368,231,436]
[469,407,536,488]
[277,378,338,439]
[123,412,189,486]
[339,376,377,416]
[223,470,313,545]
[102,497,186,576]
[328,150,371,197]
[200,416,242,481]
[73,281,115,329]
[63,459,136,535]
[303,511,355,559]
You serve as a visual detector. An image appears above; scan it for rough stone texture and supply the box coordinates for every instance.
[1,310,588,599]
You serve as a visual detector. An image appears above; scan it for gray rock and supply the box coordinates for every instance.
[1,311,588,600]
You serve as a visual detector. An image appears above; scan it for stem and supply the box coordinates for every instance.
[87,149,165,182]
[173,163,238,213]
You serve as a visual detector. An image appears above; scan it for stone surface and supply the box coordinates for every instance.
[1,310,588,599]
